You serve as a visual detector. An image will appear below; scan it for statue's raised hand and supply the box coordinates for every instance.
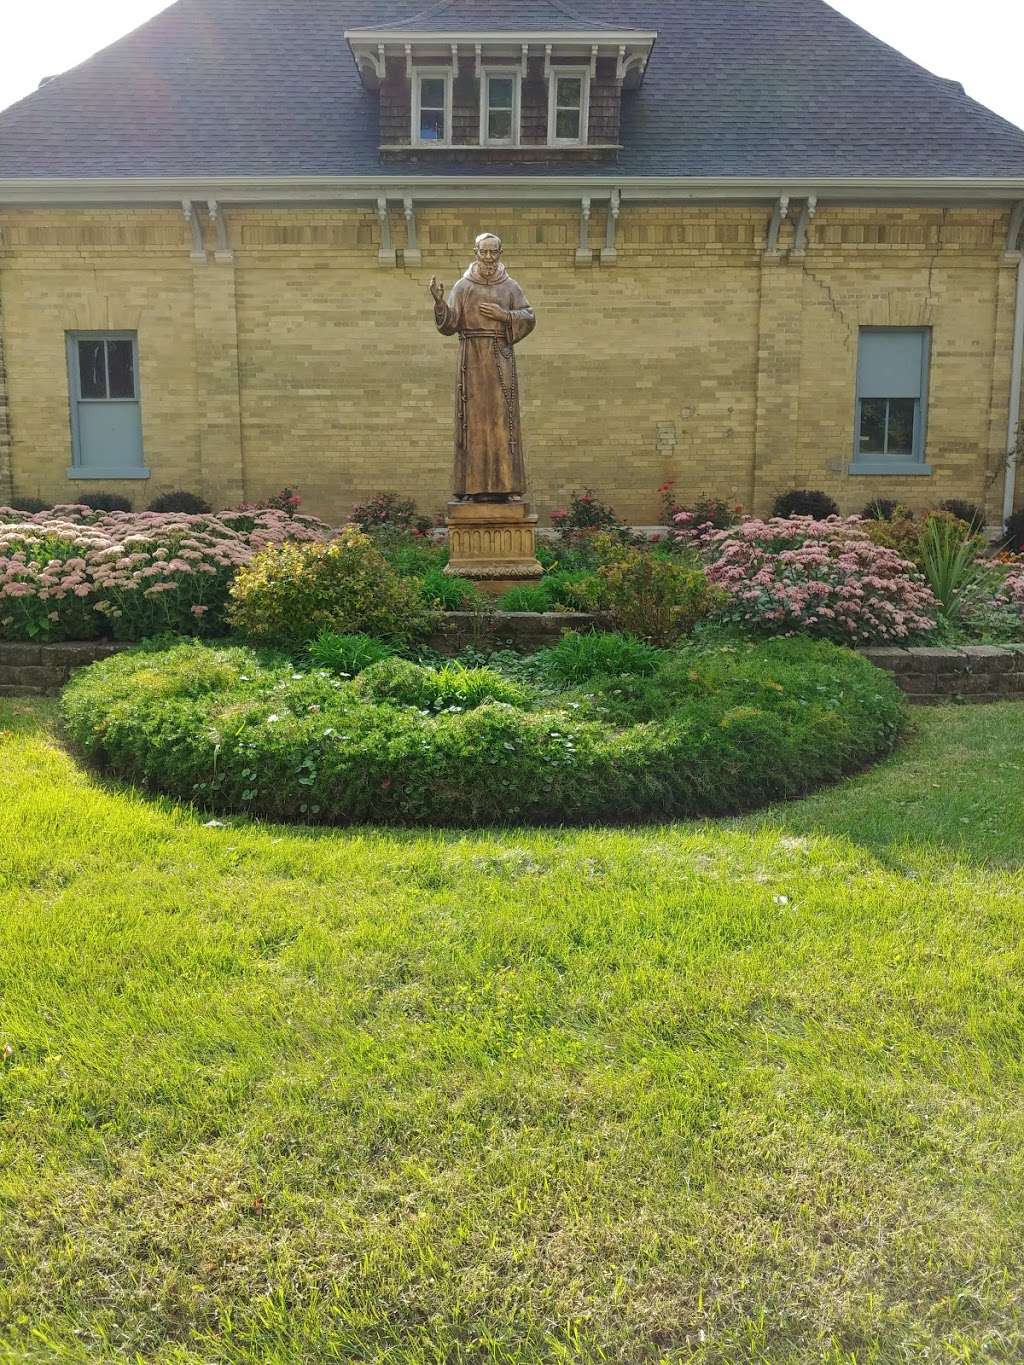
[429,276,445,304]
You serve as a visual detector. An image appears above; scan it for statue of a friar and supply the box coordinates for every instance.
[429,233,536,501]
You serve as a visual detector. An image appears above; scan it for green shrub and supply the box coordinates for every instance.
[354,657,530,711]
[938,499,986,535]
[307,631,395,675]
[6,496,51,514]
[860,498,906,522]
[497,571,598,613]
[421,567,482,610]
[79,492,132,513]
[148,490,212,514]
[773,489,840,520]
[1003,509,1024,554]
[540,631,666,684]
[350,491,433,535]
[226,527,433,651]
[61,637,905,827]
[593,539,723,644]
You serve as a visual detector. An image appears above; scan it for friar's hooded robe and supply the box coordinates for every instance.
[434,260,536,497]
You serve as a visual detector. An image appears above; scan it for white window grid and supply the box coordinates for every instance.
[479,67,522,147]
[547,65,590,146]
[411,67,453,146]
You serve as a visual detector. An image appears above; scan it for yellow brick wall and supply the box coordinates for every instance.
[0,202,1020,524]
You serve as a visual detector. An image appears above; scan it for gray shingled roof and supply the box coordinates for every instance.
[0,0,1023,180]
[382,0,617,31]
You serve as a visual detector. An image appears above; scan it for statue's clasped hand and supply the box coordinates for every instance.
[478,303,509,323]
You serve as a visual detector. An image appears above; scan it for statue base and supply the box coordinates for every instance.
[444,499,544,595]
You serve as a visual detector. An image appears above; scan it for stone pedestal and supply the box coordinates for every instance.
[444,499,544,594]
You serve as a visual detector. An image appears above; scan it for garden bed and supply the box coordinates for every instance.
[60,636,905,826]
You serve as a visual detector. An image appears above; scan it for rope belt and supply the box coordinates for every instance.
[459,329,503,338]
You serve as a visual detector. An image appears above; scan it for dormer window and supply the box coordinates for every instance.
[548,68,589,146]
[346,21,655,157]
[412,70,451,145]
[481,69,520,146]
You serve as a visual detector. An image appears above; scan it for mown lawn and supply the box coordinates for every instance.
[1,697,1023,1364]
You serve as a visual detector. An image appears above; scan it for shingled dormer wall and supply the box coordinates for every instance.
[379,55,622,152]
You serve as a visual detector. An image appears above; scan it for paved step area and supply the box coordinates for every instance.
[1,627,1024,705]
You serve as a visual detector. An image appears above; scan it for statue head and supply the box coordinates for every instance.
[474,232,502,281]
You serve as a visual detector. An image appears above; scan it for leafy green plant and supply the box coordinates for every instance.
[916,516,986,620]
[307,631,395,675]
[593,537,723,644]
[62,636,905,827]
[79,492,132,513]
[1003,509,1024,554]
[938,499,986,534]
[148,490,212,514]
[226,527,434,651]
[353,656,530,711]
[497,571,598,613]
[773,489,840,520]
[421,567,482,610]
[381,539,448,577]
[351,490,433,536]
[539,631,666,684]
[860,498,907,522]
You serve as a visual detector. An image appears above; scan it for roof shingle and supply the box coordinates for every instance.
[0,0,1022,180]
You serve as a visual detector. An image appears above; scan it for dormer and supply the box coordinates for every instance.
[345,0,655,162]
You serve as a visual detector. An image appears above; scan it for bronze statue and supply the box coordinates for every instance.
[430,233,536,501]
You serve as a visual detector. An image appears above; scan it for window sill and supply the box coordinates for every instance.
[67,467,151,480]
[380,143,621,152]
[848,461,933,477]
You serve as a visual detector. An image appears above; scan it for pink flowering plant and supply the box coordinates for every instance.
[698,516,940,645]
[0,505,332,643]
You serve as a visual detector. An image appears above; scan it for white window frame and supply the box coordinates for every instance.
[411,67,453,147]
[547,65,590,146]
[479,67,521,147]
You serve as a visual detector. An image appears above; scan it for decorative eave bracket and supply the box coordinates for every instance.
[1006,201,1024,258]
[766,195,791,256]
[344,28,657,90]
[206,199,233,262]
[602,188,621,263]
[793,195,818,255]
[182,200,206,261]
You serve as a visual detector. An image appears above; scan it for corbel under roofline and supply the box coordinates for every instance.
[3,176,1024,208]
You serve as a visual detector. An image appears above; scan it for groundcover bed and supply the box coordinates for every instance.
[60,637,905,826]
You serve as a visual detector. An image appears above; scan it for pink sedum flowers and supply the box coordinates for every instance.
[689,515,940,645]
[0,505,332,642]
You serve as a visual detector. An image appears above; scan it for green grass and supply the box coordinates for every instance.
[1,698,1023,1363]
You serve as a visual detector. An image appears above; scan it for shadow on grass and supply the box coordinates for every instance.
[6,696,1023,876]
[734,703,1024,873]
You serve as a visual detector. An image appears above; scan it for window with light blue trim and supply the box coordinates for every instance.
[66,331,149,480]
[851,327,932,476]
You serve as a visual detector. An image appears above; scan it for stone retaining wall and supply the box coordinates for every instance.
[859,644,1024,703]
[2,629,1024,705]
[0,641,130,697]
